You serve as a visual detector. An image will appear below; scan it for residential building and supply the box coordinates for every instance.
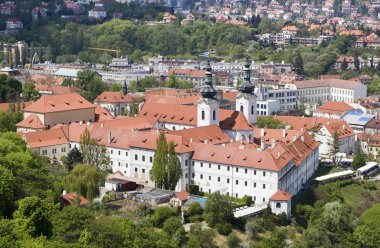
[342,111,375,133]
[88,6,107,19]
[364,118,380,134]
[334,56,366,71]
[314,101,355,119]
[6,18,23,30]
[18,93,96,131]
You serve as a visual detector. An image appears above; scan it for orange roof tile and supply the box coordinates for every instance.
[94,105,113,122]
[16,114,46,129]
[269,189,292,201]
[60,192,89,206]
[22,127,69,148]
[0,101,32,112]
[292,79,362,89]
[23,93,95,114]
[168,125,231,145]
[315,101,354,115]
[94,92,139,103]
[175,192,189,201]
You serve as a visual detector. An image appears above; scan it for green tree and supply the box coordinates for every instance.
[204,192,234,227]
[166,141,182,190]
[13,196,54,239]
[187,223,216,248]
[352,153,366,170]
[151,206,177,228]
[294,51,304,75]
[0,166,15,217]
[150,132,168,189]
[22,82,41,101]
[354,55,360,72]
[354,204,380,248]
[162,217,184,235]
[257,116,285,129]
[328,127,341,166]
[76,70,109,102]
[80,128,110,170]
[61,146,83,170]
[0,110,23,132]
[62,78,75,87]
[0,74,22,103]
[340,58,348,71]
[63,164,105,200]
[227,232,241,248]
[109,83,122,92]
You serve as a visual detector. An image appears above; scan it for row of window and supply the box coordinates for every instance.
[197,187,267,201]
[188,161,268,176]
[186,174,269,189]
[41,147,66,155]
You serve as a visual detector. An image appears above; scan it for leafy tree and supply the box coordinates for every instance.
[354,55,360,72]
[245,218,264,239]
[166,141,182,190]
[260,228,286,248]
[184,202,203,222]
[80,128,110,170]
[76,70,109,102]
[227,232,241,248]
[150,132,168,189]
[62,78,75,87]
[328,127,341,166]
[204,192,234,227]
[0,74,22,103]
[352,153,366,170]
[162,217,183,235]
[354,204,380,248]
[22,82,40,101]
[0,110,23,132]
[0,166,15,217]
[257,116,285,129]
[187,223,216,248]
[150,206,177,228]
[13,196,54,239]
[62,146,83,170]
[109,83,122,92]
[51,206,94,242]
[63,164,105,200]
[294,51,304,75]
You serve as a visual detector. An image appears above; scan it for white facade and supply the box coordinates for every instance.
[197,99,219,127]
[236,93,257,124]
[256,100,280,115]
[315,126,356,156]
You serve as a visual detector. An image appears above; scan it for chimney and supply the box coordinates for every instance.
[87,122,91,126]
[239,145,244,149]
[108,130,112,144]
[343,124,346,129]
[205,139,208,144]
[277,151,280,158]
[301,135,304,142]
[271,138,276,148]
[292,136,297,142]
[79,121,83,126]
[282,129,286,138]
[260,128,265,137]
[62,190,67,196]
[240,138,244,144]
[230,139,233,142]
[101,124,104,128]
[260,138,265,150]
[222,143,226,147]
[327,121,330,125]
[190,138,193,143]
[301,127,304,132]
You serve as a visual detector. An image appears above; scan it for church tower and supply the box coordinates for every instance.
[236,58,257,124]
[197,61,219,127]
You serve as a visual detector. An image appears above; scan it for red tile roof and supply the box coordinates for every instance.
[24,93,95,114]
[60,192,89,206]
[292,79,362,89]
[0,101,32,112]
[168,125,231,145]
[315,101,354,115]
[22,127,69,148]
[269,189,292,201]
[16,114,46,130]
[94,92,137,103]
[175,192,189,201]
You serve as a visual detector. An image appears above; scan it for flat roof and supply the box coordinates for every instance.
[315,170,355,182]
[357,162,379,173]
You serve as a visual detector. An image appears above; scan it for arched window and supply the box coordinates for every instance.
[213,110,216,120]
[240,105,244,112]
[276,202,281,208]
[202,110,205,120]
[251,105,254,114]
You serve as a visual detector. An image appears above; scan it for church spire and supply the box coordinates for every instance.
[122,80,128,95]
[238,57,255,95]
[200,60,217,99]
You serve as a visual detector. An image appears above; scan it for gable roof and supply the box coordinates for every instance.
[139,103,252,131]
[22,127,69,148]
[292,79,362,90]
[168,125,231,145]
[16,114,46,129]
[23,93,95,114]
[315,101,354,116]
[94,92,137,103]
[269,189,292,201]
[0,101,32,112]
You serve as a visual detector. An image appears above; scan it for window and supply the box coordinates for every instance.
[276,203,281,208]
[245,181,247,186]
[227,178,230,183]
[61,147,66,152]
[263,171,266,176]
[218,165,220,170]
[150,157,153,163]
[240,105,243,112]
[52,149,56,154]
[209,176,211,180]
[134,168,138,172]
[200,174,203,179]
[126,152,128,156]
[42,150,47,155]
[118,162,120,166]
[200,162,203,167]
[236,180,239,185]
[236,168,239,172]
[218,177,220,182]
[254,170,257,175]
[213,110,216,120]
[142,156,145,162]
[263,184,266,189]
[118,151,120,155]
[135,155,138,161]
[245,169,248,174]
[235,193,238,198]
[227,166,230,171]
[185,160,188,166]
[111,150,113,154]
[192,173,195,178]
[192,161,195,166]
[185,173,188,178]
[209,163,211,168]
[251,105,254,114]
[201,110,205,120]
[254,182,256,188]
[111,161,113,165]
[263,198,265,202]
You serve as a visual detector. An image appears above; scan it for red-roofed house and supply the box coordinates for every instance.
[314,101,355,119]
[269,189,292,218]
[60,192,89,206]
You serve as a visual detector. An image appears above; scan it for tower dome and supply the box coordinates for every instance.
[200,61,217,99]
[238,57,255,95]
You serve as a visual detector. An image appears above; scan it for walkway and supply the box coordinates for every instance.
[233,203,267,218]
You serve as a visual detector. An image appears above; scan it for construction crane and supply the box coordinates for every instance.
[88,47,121,58]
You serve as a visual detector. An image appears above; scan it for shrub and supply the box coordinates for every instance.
[227,232,241,248]
[216,223,232,236]
[245,218,264,239]
[150,207,176,228]
[162,217,183,235]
